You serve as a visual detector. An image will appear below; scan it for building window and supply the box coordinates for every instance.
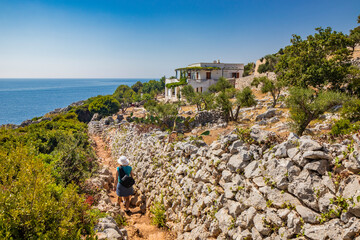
[206,72,211,79]
[172,88,175,96]
[199,87,203,93]
[188,72,191,78]
[196,72,199,79]
[232,72,239,78]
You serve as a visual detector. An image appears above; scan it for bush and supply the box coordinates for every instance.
[341,99,360,122]
[330,119,360,136]
[88,95,120,117]
[233,87,257,121]
[150,201,166,228]
[0,142,97,239]
[113,85,132,100]
[257,54,278,73]
[286,87,348,136]
[144,99,157,110]
[243,62,255,77]
[209,77,233,93]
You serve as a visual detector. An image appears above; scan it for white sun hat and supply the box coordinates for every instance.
[117,156,129,166]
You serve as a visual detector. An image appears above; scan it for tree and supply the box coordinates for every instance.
[209,77,234,93]
[88,95,120,117]
[251,76,284,108]
[132,92,142,102]
[275,27,353,90]
[233,87,257,121]
[181,85,215,111]
[216,91,233,122]
[113,85,131,100]
[243,62,255,77]
[286,87,348,136]
[142,79,164,94]
[118,89,135,113]
[349,14,360,51]
[131,81,143,93]
[257,54,279,73]
[159,76,166,89]
[142,93,153,101]
[146,102,179,129]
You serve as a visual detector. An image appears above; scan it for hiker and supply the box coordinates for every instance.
[113,156,134,214]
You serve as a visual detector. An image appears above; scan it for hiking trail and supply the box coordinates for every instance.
[91,135,175,240]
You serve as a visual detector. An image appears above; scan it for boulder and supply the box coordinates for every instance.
[304,160,329,175]
[250,127,275,143]
[215,208,233,233]
[227,200,244,217]
[344,151,360,173]
[253,213,271,236]
[295,205,320,224]
[227,150,251,172]
[340,175,360,217]
[302,150,331,160]
[255,109,277,121]
[299,138,322,151]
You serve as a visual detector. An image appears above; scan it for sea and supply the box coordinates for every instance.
[0,78,152,125]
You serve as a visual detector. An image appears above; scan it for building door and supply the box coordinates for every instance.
[232,72,239,78]
[196,72,199,79]
[206,72,211,79]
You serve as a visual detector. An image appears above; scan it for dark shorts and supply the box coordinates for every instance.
[116,182,134,197]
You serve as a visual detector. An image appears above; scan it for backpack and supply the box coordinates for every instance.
[118,167,135,188]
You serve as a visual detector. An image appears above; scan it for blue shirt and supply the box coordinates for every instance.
[117,166,132,183]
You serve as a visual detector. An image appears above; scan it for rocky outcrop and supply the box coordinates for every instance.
[99,122,360,240]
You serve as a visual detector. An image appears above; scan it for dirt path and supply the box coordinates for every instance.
[91,135,175,240]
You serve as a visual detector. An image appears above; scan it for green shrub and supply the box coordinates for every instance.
[286,87,348,136]
[150,201,166,228]
[144,99,157,110]
[0,148,97,239]
[114,214,127,227]
[243,62,255,77]
[209,77,233,93]
[341,99,360,122]
[0,114,97,186]
[257,54,278,73]
[88,95,120,117]
[331,119,360,136]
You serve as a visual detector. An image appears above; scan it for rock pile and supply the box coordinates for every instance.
[85,166,128,239]
[99,122,360,240]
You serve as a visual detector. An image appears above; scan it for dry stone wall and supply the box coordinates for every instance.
[100,122,360,240]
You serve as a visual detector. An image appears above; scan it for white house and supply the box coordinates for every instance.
[165,60,244,101]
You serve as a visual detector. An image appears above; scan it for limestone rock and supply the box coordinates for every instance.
[255,109,277,121]
[295,205,320,224]
[215,208,233,233]
[227,150,251,172]
[304,160,329,175]
[253,213,271,236]
[303,150,331,160]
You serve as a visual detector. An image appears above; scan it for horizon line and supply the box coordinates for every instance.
[0,77,160,80]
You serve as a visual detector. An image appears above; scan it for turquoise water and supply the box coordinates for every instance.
[0,78,151,125]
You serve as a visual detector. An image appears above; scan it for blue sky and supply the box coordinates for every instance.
[0,0,359,78]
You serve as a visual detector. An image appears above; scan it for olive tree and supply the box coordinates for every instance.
[233,87,257,121]
[251,76,284,108]
[286,87,348,136]
[181,85,215,111]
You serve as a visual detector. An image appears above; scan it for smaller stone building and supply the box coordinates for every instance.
[165,60,244,101]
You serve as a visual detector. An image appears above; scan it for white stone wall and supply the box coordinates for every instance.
[103,123,360,240]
